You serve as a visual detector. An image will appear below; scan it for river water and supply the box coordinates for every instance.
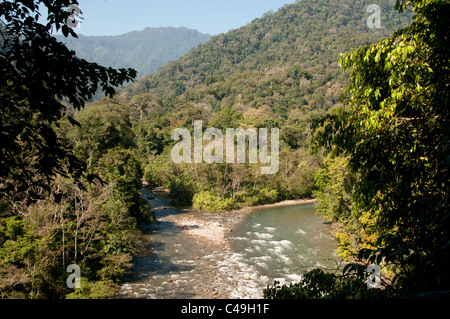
[119,189,340,299]
[229,204,341,285]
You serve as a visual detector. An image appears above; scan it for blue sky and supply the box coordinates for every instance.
[65,0,297,36]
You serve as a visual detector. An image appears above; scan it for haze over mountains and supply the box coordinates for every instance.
[57,26,211,77]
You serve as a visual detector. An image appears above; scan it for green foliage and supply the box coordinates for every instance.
[281,125,307,149]
[65,278,119,299]
[169,178,196,206]
[0,6,146,295]
[96,147,151,225]
[66,100,137,167]
[143,153,175,187]
[0,0,423,300]
[312,0,450,294]
[0,218,36,265]
[313,155,354,224]
[96,148,142,189]
[210,107,243,130]
[120,0,413,222]
[264,269,339,299]
[0,171,148,298]
[313,155,362,259]
[192,190,236,212]
[264,268,388,299]
[244,188,280,206]
[0,0,136,201]
[122,0,410,118]
[133,118,172,158]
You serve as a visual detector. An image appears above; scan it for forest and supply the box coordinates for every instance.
[0,0,449,299]
[116,0,412,215]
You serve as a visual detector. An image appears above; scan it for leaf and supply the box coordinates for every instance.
[68,116,81,128]
[69,27,78,39]
[62,25,69,37]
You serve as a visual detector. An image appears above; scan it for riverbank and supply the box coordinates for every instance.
[177,198,317,247]
[146,185,317,247]
[121,188,267,298]
[231,198,317,214]
[120,187,325,299]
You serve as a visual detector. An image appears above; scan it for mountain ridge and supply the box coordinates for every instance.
[57,26,211,77]
[73,0,414,214]
[120,0,412,120]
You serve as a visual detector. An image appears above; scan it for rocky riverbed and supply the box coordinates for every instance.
[119,187,322,299]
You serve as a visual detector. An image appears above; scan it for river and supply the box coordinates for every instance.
[119,188,340,299]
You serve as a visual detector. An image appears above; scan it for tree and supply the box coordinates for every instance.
[95,147,151,225]
[0,0,136,202]
[67,99,136,168]
[210,107,243,130]
[313,155,360,259]
[311,0,449,294]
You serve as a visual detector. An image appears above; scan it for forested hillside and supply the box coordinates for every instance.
[57,27,211,76]
[123,0,410,110]
[115,0,411,212]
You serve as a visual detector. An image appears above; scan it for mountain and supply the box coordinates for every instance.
[57,27,211,77]
[109,0,413,209]
[121,0,411,118]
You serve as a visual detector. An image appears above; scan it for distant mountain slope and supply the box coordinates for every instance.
[99,0,414,210]
[57,27,211,76]
[122,0,412,118]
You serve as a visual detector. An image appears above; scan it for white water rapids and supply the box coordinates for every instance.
[119,189,340,299]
